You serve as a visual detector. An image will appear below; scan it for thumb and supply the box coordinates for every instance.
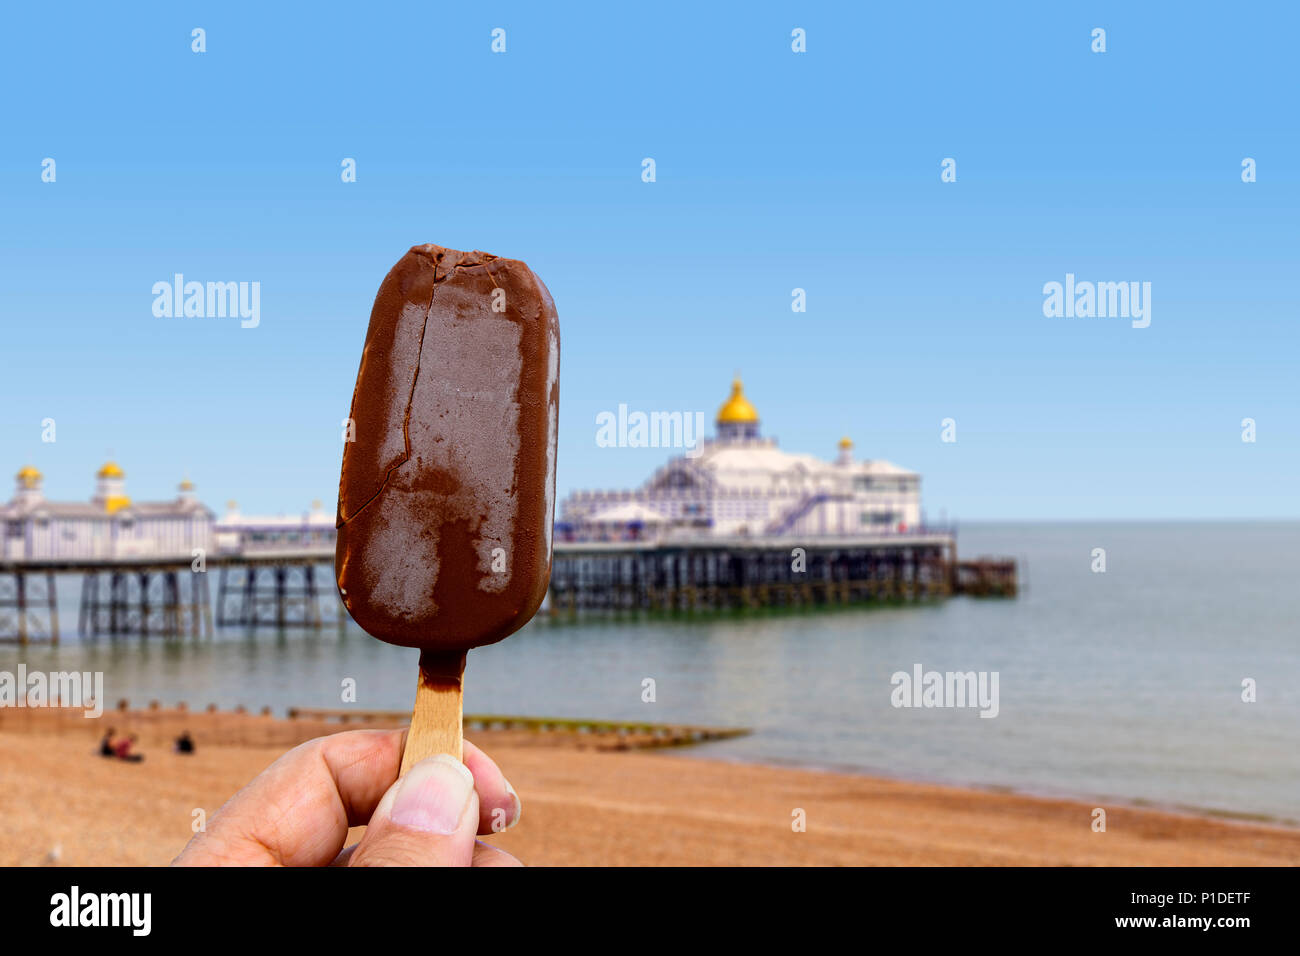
[349,754,479,867]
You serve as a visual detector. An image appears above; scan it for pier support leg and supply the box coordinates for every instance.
[215,566,228,627]
[16,572,27,644]
[47,571,58,644]
[78,573,90,637]
[189,570,201,638]
[164,571,180,636]
[135,573,146,635]
[275,566,287,629]
[240,568,256,627]
[305,564,322,627]
[201,571,214,637]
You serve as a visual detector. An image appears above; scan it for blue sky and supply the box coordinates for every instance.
[1,2,1296,520]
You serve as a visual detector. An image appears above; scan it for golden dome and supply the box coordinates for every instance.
[16,465,42,488]
[717,377,759,424]
[179,478,195,492]
[97,461,124,479]
[838,436,853,449]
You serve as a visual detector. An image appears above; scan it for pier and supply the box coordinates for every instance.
[2,389,1020,641]
[0,548,337,643]
[547,532,1016,615]
[1,536,1018,641]
[212,550,338,630]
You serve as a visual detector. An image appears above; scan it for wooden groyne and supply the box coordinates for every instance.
[0,700,290,748]
[288,707,750,751]
[0,700,750,753]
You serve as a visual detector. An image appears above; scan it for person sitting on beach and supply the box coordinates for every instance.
[99,728,116,758]
[114,734,144,763]
[172,731,522,867]
[175,731,195,755]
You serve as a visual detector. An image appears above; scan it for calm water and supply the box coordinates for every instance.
[5,522,1298,822]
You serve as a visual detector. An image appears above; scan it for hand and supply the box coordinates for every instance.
[172,729,522,866]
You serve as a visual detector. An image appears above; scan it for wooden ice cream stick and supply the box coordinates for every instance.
[399,649,466,773]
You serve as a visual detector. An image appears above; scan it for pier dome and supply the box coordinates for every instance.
[14,465,44,505]
[716,377,761,442]
[837,436,854,465]
[94,461,130,513]
[717,378,758,424]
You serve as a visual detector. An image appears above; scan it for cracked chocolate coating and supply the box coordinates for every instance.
[335,244,559,650]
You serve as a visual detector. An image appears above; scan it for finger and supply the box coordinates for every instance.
[172,729,405,867]
[330,844,358,867]
[383,734,521,835]
[472,840,523,867]
[463,739,522,834]
[333,742,518,850]
[348,754,479,867]
[337,838,521,867]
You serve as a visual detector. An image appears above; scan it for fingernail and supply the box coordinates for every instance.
[390,754,475,834]
[503,779,522,830]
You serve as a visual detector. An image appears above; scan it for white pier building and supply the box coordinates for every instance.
[558,378,923,542]
[213,500,336,554]
[1,463,213,560]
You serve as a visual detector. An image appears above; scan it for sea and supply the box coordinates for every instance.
[4,521,1297,824]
